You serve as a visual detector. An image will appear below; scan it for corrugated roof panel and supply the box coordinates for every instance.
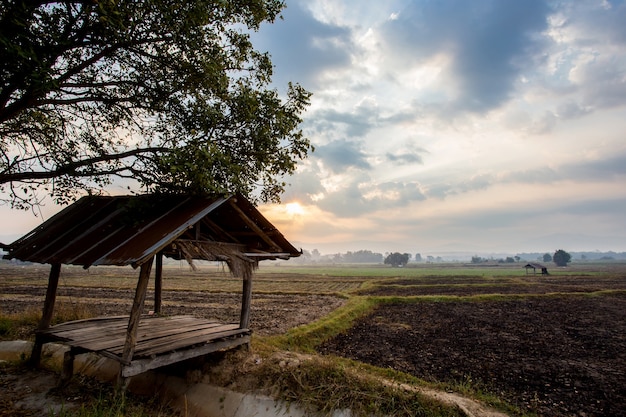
[92,197,228,267]
[11,195,105,259]
[7,197,122,263]
[5,193,300,268]
[71,196,194,266]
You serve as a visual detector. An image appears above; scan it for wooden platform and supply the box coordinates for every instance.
[37,315,251,377]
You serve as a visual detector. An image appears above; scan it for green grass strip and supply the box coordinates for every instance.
[266,296,379,352]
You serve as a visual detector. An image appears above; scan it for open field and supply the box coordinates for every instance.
[1,261,626,416]
[0,264,350,336]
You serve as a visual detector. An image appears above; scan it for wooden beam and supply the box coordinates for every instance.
[118,256,154,388]
[239,267,253,329]
[39,263,62,330]
[202,217,239,243]
[228,199,281,252]
[121,335,250,377]
[154,252,163,314]
[29,263,61,366]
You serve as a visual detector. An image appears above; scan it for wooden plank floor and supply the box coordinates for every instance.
[38,315,250,361]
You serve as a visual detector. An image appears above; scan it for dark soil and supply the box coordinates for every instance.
[319,294,626,417]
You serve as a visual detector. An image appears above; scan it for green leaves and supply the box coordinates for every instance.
[1,0,311,208]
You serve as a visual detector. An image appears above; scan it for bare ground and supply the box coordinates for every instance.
[2,265,626,416]
[320,275,626,417]
[0,285,346,336]
[0,266,347,416]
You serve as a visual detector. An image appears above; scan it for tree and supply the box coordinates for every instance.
[543,253,552,262]
[384,252,409,267]
[553,249,571,267]
[471,255,484,264]
[1,0,311,209]
[414,253,422,262]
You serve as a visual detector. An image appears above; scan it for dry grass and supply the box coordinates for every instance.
[0,264,366,295]
[0,300,98,341]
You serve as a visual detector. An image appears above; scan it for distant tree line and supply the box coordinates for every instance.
[342,250,384,263]
[290,248,625,265]
[293,249,383,264]
[521,250,626,262]
[471,255,520,264]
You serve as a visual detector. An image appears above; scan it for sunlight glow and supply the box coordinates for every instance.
[285,202,305,216]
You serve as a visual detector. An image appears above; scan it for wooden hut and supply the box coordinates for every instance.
[524,263,549,275]
[3,193,300,386]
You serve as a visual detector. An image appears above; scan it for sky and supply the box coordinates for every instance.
[2,0,626,257]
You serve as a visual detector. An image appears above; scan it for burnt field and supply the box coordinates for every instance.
[320,269,626,417]
[1,262,626,416]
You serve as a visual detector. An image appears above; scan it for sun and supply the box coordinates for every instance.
[285,202,305,216]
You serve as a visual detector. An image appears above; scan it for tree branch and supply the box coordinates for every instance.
[0,146,168,183]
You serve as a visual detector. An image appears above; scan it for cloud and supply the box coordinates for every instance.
[282,166,326,201]
[383,140,429,166]
[253,1,353,90]
[500,167,561,185]
[556,101,592,119]
[575,56,626,110]
[385,151,424,165]
[313,139,371,174]
[436,195,626,237]
[425,173,496,199]
[501,153,626,185]
[570,0,626,46]
[561,153,626,181]
[378,0,551,113]
[312,103,379,138]
[438,152,626,198]
[538,2,626,113]
[314,176,427,218]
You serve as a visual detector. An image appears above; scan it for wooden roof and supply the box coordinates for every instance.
[4,193,300,268]
[524,263,546,269]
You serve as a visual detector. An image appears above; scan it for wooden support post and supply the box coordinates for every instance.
[29,263,61,367]
[60,347,77,385]
[154,251,163,315]
[118,257,154,389]
[239,268,252,329]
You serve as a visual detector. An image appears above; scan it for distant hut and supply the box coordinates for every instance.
[3,193,301,388]
[524,263,549,275]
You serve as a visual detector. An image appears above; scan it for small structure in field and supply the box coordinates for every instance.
[524,263,549,275]
[3,193,300,387]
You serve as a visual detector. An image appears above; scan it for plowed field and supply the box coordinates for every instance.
[320,270,626,417]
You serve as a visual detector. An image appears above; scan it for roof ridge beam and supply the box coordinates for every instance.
[228,198,282,252]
